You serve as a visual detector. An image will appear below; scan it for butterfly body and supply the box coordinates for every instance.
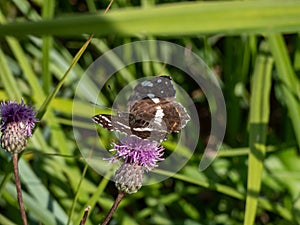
[92,76,190,142]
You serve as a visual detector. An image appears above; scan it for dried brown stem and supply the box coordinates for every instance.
[80,206,91,225]
[100,191,125,225]
[104,0,114,14]
[12,152,28,225]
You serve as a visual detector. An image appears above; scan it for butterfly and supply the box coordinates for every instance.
[92,76,190,142]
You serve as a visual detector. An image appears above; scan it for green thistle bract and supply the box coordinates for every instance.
[115,163,144,194]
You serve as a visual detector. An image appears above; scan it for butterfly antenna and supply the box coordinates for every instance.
[89,101,103,107]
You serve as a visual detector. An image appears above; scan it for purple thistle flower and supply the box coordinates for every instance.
[0,99,37,153]
[110,136,165,171]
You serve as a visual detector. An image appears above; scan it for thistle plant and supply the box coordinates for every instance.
[100,136,165,225]
[112,136,165,193]
[0,99,38,225]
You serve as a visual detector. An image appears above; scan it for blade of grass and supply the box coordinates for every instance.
[18,159,69,224]
[0,48,22,100]
[223,37,251,145]
[244,42,273,225]
[0,10,70,157]
[217,144,296,157]
[86,0,97,12]
[41,35,52,94]
[155,165,293,220]
[67,162,89,225]
[0,9,97,222]
[0,214,17,225]
[73,170,113,225]
[156,165,293,220]
[26,36,108,105]
[4,181,60,225]
[37,35,93,120]
[11,0,40,20]
[267,33,300,149]
[41,0,55,94]
[0,38,56,223]
[155,167,244,200]
[1,8,93,158]
[0,1,300,37]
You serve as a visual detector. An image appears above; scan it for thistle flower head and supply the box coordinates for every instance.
[111,136,165,171]
[0,99,37,153]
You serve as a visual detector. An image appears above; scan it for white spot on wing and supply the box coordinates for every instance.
[141,80,153,87]
[157,79,162,83]
[154,106,164,125]
[99,115,111,123]
[116,121,131,129]
[151,98,160,104]
[147,93,155,98]
[132,127,154,131]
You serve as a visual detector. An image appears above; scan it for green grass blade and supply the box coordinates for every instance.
[41,0,55,94]
[37,35,93,120]
[0,10,70,156]
[86,0,97,12]
[19,159,69,224]
[267,33,300,148]
[4,181,59,225]
[0,214,17,225]
[0,1,300,37]
[156,167,244,200]
[0,9,46,104]
[42,36,52,94]
[0,48,22,100]
[156,165,293,220]
[67,162,89,225]
[11,0,40,20]
[73,171,112,225]
[244,43,273,225]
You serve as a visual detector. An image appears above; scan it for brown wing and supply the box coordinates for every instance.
[129,98,190,133]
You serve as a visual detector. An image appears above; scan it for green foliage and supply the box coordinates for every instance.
[0,0,300,225]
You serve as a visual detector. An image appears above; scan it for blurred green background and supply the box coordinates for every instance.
[0,0,300,224]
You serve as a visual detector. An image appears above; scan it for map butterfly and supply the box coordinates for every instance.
[92,76,190,142]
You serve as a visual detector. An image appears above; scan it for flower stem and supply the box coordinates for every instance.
[100,191,125,225]
[12,152,28,225]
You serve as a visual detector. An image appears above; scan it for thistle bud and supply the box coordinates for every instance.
[115,163,144,194]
